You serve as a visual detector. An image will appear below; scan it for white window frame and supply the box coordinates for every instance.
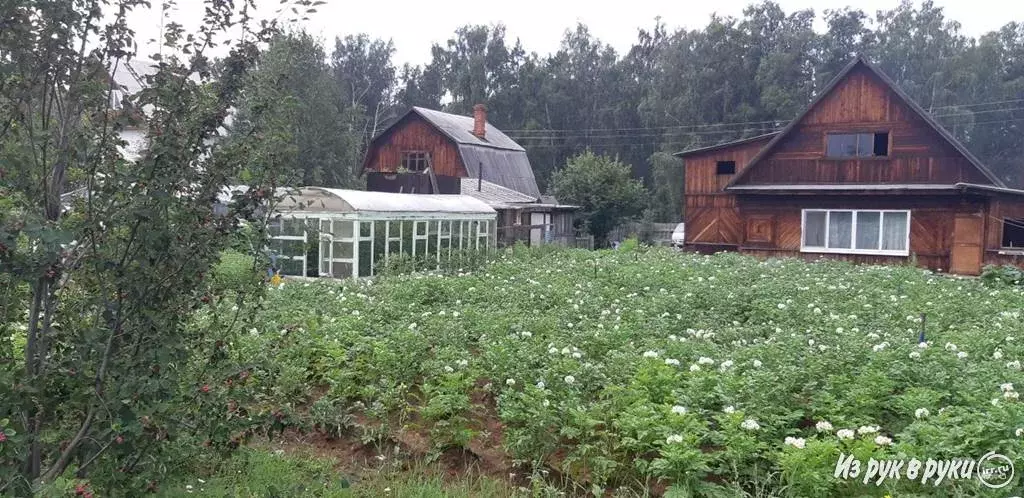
[800,209,911,256]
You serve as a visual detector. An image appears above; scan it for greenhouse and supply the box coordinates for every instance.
[266,187,497,279]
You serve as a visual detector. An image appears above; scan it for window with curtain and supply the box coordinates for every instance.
[802,209,910,255]
[825,132,890,157]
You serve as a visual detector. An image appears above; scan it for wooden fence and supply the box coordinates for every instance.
[608,222,679,247]
[496,224,594,250]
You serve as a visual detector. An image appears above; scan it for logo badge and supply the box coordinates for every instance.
[977,452,1014,489]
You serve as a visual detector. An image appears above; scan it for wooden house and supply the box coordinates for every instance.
[676,56,1024,275]
[362,104,578,247]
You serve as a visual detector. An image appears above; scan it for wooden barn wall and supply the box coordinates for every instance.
[683,137,773,246]
[737,66,990,186]
[733,194,988,272]
[984,196,1024,268]
[364,116,466,177]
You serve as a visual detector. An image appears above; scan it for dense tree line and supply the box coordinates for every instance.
[232,0,1024,222]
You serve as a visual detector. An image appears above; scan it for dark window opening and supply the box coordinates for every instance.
[1002,218,1024,248]
[716,160,736,175]
[826,132,890,158]
[401,151,430,172]
[873,132,889,156]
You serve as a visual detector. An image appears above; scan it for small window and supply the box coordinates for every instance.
[716,160,736,175]
[401,151,430,172]
[873,132,889,156]
[1003,218,1024,248]
[826,132,889,158]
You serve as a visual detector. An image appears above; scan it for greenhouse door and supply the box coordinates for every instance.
[318,219,332,277]
[318,219,355,278]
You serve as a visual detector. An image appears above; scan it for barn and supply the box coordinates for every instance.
[362,104,578,247]
[676,55,1024,275]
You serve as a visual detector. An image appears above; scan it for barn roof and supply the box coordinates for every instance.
[727,55,1007,188]
[411,107,524,151]
[365,107,541,198]
[276,187,496,217]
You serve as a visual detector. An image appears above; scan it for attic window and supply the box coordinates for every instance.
[401,151,430,172]
[1003,218,1024,248]
[826,132,889,158]
[716,161,736,175]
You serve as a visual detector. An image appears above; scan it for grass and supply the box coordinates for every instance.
[158,448,521,498]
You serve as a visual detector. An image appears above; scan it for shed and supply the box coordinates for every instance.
[268,188,497,279]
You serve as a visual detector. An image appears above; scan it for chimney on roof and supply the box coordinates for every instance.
[472,103,487,139]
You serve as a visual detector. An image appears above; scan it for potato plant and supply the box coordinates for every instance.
[207,249,1024,496]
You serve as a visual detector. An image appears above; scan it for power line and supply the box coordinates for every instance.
[500,97,1024,134]
[507,114,1023,143]
[510,117,1024,149]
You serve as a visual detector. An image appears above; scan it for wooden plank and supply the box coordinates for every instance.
[950,213,984,275]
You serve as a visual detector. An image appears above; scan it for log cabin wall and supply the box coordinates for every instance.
[363,115,466,177]
[735,65,991,186]
[683,136,774,248]
[734,194,988,272]
[984,196,1024,268]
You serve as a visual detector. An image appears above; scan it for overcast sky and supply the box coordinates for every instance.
[124,0,1022,66]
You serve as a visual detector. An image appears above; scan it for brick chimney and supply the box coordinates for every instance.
[472,103,487,139]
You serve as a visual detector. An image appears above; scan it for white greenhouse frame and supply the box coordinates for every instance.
[269,187,497,279]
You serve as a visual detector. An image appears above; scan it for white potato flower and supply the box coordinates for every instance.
[740,419,760,431]
[671,405,687,415]
[836,429,855,440]
[915,408,929,419]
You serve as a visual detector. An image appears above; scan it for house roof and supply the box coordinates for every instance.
[674,132,781,158]
[955,183,1024,197]
[459,145,540,197]
[459,178,538,205]
[364,107,542,198]
[726,55,1007,189]
[411,107,524,151]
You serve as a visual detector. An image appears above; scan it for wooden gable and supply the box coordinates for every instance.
[729,58,1003,188]
[362,113,467,177]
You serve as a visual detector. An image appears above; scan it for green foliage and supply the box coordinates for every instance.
[0,0,322,494]
[207,249,1024,496]
[982,264,1024,287]
[213,250,259,292]
[550,151,648,246]
[231,30,361,188]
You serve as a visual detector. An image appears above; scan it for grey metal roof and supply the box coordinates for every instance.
[728,56,1007,188]
[674,132,781,157]
[411,107,524,151]
[460,178,538,205]
[459,145,541,198]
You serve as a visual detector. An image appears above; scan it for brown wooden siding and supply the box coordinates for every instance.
[730,194,988,272]
[364,115,466,177]
[984,196,1024,268]
[683,137,774,246]
[736,65,990,186]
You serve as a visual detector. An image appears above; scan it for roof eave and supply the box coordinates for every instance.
[674,132,781,158]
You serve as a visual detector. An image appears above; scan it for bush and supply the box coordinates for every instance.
[980,264,1024,286]
[213,250,259,291]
